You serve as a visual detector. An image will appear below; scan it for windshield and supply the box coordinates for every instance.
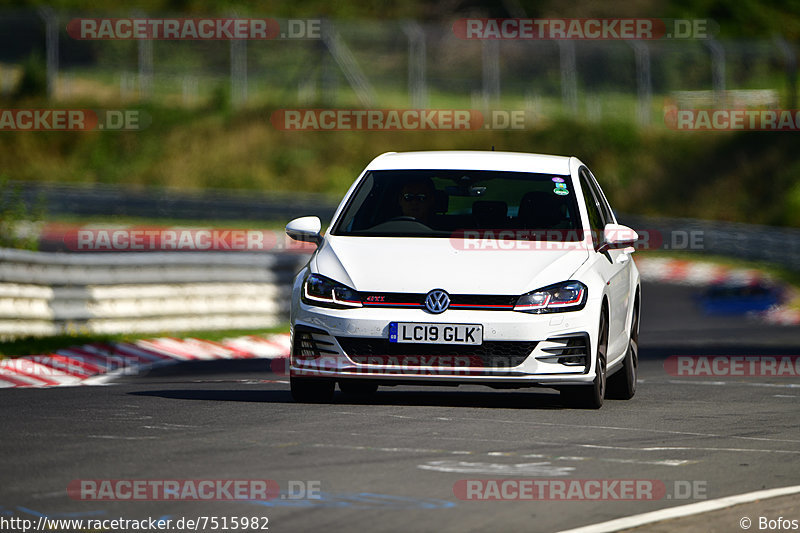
[331,169,582,239]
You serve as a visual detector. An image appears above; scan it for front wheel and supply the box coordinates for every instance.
[290,376,335,403]
[607,300,639,400]
[561,310,607,409]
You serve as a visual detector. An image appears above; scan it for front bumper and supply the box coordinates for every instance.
[290,299,602,386]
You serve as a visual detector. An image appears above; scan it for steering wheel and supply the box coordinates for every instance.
[369,216,433,232]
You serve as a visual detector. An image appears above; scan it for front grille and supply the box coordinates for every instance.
[360,292,518,310]
[535,333,590,369]
[336,337,537,368]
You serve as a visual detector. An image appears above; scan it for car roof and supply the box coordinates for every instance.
[365,150,574,175]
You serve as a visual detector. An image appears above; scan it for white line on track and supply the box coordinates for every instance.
[338,429,800,457]
[86,435,159,440]
[555,484,800,533]
[578,444,800,455]
[444,416,800,445]
[333,410,800,445]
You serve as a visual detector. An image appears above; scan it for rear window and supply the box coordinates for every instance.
[331,170,582,239]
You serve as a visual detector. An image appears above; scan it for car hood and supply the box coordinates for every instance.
[313,235,590,295]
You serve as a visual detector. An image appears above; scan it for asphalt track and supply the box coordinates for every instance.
[1,281,798,533]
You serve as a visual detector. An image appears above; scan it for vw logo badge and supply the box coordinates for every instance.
[424,289,450,314]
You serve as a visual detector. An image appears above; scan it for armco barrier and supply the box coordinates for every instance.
[0,248,310,337]
[620,214,800,271]
[3,211,799,337]
[8,182,799,268]
[10,181,339,223]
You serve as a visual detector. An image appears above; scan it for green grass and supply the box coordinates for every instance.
[0,324,290,358]
[3,105,799,227]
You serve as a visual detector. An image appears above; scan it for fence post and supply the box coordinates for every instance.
[320,36,337,105]
[630,41,652,126]
[558,40,578,115]
[774,36,797,109]
[402,21,427,108]
[230,36,248,108]
[481,39,500,108]
[37,7,59,100]
[134,11,153,100]
[320,20,377,107]
[706,38,726,105]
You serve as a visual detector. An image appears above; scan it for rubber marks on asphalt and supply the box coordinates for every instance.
[418,460,576,476]
[0,333,290,388]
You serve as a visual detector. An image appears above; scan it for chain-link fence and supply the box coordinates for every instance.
[0,9,797,127]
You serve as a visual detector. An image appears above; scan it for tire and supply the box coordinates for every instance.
[607,299,639,400]
[290,376,335,403]
[561,309,607,409]
[339,380,379,396]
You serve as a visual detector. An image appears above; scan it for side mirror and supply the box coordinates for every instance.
[286,216,322,245]
[599,223,638,252]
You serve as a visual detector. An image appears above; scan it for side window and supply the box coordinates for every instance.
[583,168,614,225]
[579,172,604,249]
[336,172,375,232]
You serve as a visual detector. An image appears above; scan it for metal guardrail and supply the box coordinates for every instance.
[9,181,340,222]
[0,248,310,338]
[10,180,800,268]
[620,214,800,271]
[11,187,797,271]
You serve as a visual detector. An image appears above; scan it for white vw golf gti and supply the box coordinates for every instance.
[286,151,640,408]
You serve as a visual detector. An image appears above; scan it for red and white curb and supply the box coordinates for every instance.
[635,257,768,286]
[636,257,800,325]
[0,333,290,389]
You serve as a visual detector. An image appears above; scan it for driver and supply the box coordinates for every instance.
[397,178,436,225]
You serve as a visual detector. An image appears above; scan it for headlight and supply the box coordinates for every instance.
[514,281,587,313]
[302,274,362,308]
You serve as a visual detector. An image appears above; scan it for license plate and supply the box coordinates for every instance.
[389,322,483,345]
